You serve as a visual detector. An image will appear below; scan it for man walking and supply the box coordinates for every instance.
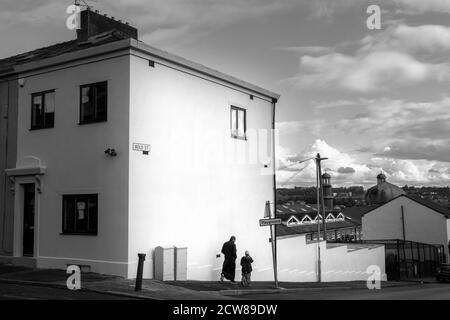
[221,236,237,283]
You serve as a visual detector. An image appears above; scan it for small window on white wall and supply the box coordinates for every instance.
[230,105,246,140]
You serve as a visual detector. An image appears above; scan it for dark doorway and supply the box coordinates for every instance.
[23,184,35,257]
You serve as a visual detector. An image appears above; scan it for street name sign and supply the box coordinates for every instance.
[259,218,282,227]
[132,143,151,155]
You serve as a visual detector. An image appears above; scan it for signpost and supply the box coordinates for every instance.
[260,201,280,288]
[259,218,281,227]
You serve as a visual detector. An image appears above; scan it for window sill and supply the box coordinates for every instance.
[29,126,54,131]
[231,134,247,141]
[60,232,98,236]
[78,119,107,125]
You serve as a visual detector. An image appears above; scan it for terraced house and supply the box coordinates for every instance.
[0,8,279,280]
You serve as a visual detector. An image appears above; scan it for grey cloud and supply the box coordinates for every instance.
[337,167,355,174]
[376,142,450,162]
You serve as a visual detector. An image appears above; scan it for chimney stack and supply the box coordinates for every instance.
[76,9,138,42]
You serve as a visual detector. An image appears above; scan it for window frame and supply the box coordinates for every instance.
[230,105,247,140]
[287,215,300,226]
[30,90,55,130]
[61,194,98,236]
[301,215,312,225]
[79,81,108,125]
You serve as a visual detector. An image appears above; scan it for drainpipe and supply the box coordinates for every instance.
[271,98,278,288]
[1,78,12,254]
[400,205,406,241]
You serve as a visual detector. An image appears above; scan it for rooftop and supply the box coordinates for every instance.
[0,9,280,101]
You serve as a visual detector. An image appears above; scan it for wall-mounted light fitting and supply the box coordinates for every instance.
[104,148,117,157]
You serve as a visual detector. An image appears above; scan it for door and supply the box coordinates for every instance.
[23,184,35,256]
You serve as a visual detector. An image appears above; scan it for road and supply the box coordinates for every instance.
[0,282,137,300]
[1,281,449,300]
[237,283,450,300]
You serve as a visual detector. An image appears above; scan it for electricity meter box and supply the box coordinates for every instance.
[154,246,188,281]
[154,246,175,281]
[174,247,187,281]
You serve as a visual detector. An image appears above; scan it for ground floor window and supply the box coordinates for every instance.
[62,194,98,235]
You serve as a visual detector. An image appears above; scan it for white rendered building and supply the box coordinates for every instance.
[0,9,279,280]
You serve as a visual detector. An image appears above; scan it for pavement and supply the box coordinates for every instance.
[0,263,438,300]
[242,282,450,300]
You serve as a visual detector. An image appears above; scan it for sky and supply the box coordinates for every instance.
[1,0,450,188]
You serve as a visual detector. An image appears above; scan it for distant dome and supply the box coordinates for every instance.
[322,172,331,179]
[377,173,386,180]
[365,174,404,205]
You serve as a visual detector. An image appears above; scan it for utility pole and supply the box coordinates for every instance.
[318,157,327,239]
[315,153,328,283]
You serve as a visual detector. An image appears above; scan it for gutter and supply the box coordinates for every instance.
[10,38,280,102]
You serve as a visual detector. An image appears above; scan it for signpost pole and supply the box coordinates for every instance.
[316,154,322,283]
[270,224,278,288]
[263,201,279,288]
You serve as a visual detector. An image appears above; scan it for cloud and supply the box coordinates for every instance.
[278,46,334,55]
[337,167,356,174]
[286,23,450,92]
[360,24,450,55]
[277,120,326,137]
[376,141,450,163]
[393,0,450,14]
[97,0,296,49]
[313,99,361,109]
[335,97,450,163]
[277,139,375,187]
[277,139,450,187]
[291,50,446,92]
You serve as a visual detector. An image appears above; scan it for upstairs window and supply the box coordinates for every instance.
[80,81,107,124]
[31,91,55,129]
[230,106,246,139]
[62,194,98,235]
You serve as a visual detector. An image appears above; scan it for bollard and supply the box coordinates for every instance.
[135,253,146,291]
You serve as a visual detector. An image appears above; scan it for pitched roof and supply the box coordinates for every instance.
[341,205,380,223]
[274,202,373,237]
[361,194,450,218]
[276,220,358,237]
[0,32,280,101]
[0,30,130,76]
[405,194,450,218]
[276,202,329,216]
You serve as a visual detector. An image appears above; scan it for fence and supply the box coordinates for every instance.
[337,239,446,281]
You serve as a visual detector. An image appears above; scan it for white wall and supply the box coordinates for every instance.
[362,196,449,259]
[16,53,131,275]
[277,235,386,282]
[127,53,275,280]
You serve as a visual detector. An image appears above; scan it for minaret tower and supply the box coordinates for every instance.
[322,172,333,209]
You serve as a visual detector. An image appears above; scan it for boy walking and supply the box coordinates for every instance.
[240,251,253,287]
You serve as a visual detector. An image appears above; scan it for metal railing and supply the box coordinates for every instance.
[330,239,445,280]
